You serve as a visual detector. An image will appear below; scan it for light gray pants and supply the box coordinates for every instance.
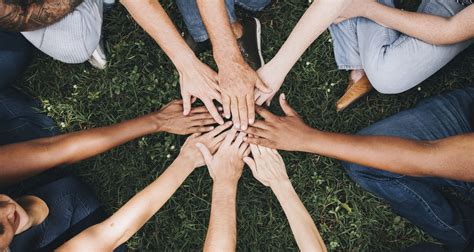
[329,0,471,94]
[21,0,103,64]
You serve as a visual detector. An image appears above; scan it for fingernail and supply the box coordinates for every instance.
[242,125,248,130]
[226,121,233,125]
[249,119,255,124]
[281,93,286,100]
[225,114,231,119]
[209,126,214,130]
[235,123,240,129]
[243,137,248,141]
[218,107,223,111]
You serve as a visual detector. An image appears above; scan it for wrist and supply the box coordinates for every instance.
[270,180,294,196]
[213,178,239,189]
[363,2,378,18]
[215,49,245,68]
[173,154,196,173]
[297,128,323,153]
[173,51,201,72]
[266,57,291,80]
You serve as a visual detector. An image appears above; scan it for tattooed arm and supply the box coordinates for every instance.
[0,0,84,32]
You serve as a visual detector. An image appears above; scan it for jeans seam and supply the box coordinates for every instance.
[337,65,363,70]
[396,179,468,242]
[235,1,268,12]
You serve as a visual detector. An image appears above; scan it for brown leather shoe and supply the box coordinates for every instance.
[336,75,373,112]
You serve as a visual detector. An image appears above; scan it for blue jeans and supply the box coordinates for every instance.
[176,0,270,42]
[342,88,474,251]
[329,0,472,94]
[0,31,33,91]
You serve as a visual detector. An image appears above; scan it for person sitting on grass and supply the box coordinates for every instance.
[255,0,472,111]
[194,129,327,251]
[0,92,222,251]
[244,90,474,251]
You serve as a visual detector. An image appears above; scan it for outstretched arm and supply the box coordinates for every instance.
[339,1,474,45]
[0,101,215,186]
[57,122,234,251]
[0,0,83,31]
[197,129,248,251]
[244,146,326,252]
[120,0,223,124]
[256,0,349,105]
[245,94,474,182]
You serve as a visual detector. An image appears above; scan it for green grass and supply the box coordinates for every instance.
[16,0,474,250]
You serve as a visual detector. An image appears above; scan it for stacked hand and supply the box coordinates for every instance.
[196,128,250,184]
[244,145,289,187]
[244,94,316,152]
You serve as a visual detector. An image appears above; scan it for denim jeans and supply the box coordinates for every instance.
[176,0,270,42]
[329,0,472,94]
[342,88,474,251]
[0,31,33,91]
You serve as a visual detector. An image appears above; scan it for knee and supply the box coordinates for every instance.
[364,62,418,95]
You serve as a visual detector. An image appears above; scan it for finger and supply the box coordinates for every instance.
[249,143,261,156]
[238,96,248,130]
[239,142,249,155]
[182,93,192,116]
[231,96,240,129]
[190,112,214,121]
[252,120,271,130]
[208,121,233,137]
[279,93,298,116]
[256,106,277,120]
[247,94,255,126]
[234,131,247,147]
[204,100,224,125]
[243,157,257,173]
[189,126,215,133]
[222,95,231,119]
[191,118,217,127]
[190,106,211,114]
[223,128,238,147]
[210,88,223,104]
[256,95,267,106]
[244,136,274,148]
[244,127,271,139]
[191,97,198,104]
[196,143,213,164]
[255,78,272,93]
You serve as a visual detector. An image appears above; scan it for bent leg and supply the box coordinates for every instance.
[0,31,33,90]
[21,0,103,64]
[342,88,474,250]
[329,18,363,70]
[357,0,471,94]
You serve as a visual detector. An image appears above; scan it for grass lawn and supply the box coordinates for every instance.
[16,0,473,250]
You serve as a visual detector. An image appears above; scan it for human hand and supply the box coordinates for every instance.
[243,145,289,187]
[255,63,285,106]
[179,121,233,168]
[218,60,272,130]
[334,0,376,24]
[152,100,218,135]
[179,60,224,125]
[244,94,316,152]
[196,129,250,184]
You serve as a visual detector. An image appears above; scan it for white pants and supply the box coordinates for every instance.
[22,0,103,64]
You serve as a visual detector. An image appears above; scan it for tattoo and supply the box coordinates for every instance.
[0,0,84,32]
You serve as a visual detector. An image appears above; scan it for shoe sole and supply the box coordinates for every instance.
[253,17,265,67]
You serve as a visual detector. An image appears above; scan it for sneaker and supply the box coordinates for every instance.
[237,17,264,70]
[183,32,212,56]
[103,0,115,12]
[88,38,107,70]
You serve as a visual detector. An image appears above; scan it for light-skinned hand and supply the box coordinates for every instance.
[218,60,272,131]
[179,60,224,125]
[196,128,250,184]
[244,145,289,187]
[244,93,316,151]
[255,63,285,106]
[179,121,233,168]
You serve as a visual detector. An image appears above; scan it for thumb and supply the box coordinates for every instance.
[243,157,257,173]
[279,93,297,116]
[182,93,192,115]
[256,78,272,94]
[196,143,213,164]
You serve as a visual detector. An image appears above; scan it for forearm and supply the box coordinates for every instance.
[120,0,198,70]
[0,114,159,185]
[196,0,243,66]
[58,156,195,251]
[267,0,348,78]
[302,130,474,181]
[363,2,473,45]
[204,181,238,252]
[0,0,83,32]
[272,181,326,252]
